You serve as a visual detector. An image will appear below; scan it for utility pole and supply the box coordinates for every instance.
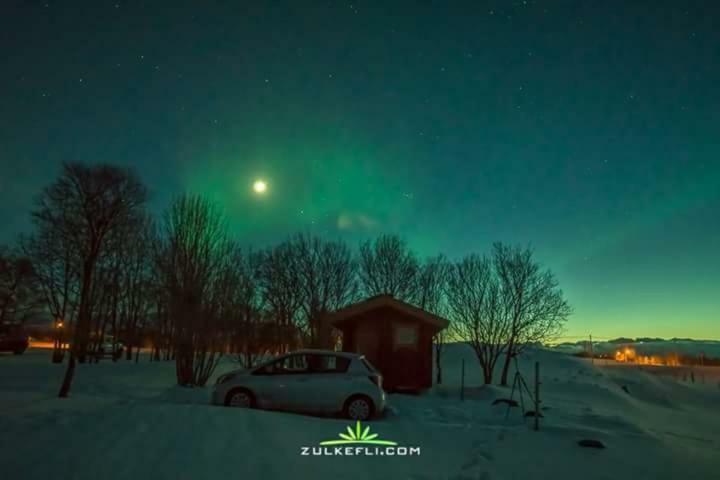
[590,334,594,365]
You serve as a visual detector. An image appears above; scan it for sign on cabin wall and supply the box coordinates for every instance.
[393,323,419,351]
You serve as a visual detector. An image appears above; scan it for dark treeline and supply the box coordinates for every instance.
[0,163,571,396]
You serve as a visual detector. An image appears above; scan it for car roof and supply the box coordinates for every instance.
[291,349,362,359]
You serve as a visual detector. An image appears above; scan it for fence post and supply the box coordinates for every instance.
[534,361,540,431]
[460,358,465,401]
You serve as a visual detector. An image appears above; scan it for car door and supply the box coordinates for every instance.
[295,354,353,414]
[250,355,297,410]
[284,354,323,413]
[271,353,310,412]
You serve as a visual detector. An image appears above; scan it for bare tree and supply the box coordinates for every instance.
[214,245,267,368]
[154,194,230,386]
[0,246,44,324]
[87,231,125,361]
[358,234,419,301]
[493,243,572,385]
[31,163,147,397]
[290,234,358,348]
[118,216,153,361]
[447,254,511,384]
[258,242,303,353]
[144,226,173,362]
[22,230,78,355]
[416,254,450,384]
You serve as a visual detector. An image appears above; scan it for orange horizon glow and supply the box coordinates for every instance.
[614,347,681,366]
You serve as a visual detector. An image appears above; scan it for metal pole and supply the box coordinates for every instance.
[590,334,594,365]
[460,358,465,401]
[534,361,540,431]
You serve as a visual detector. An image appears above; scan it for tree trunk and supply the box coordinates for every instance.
[499,339,515,386]
[109,283,119,362]
[58,352,76,397]
[75,259,96,364]
[483,363,493,384]
[174,300,195,385]
[176,341,193,385]
[96,312,110,364]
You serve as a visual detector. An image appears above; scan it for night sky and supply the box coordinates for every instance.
[1,1,719,340]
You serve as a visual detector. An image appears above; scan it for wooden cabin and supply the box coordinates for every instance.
[327,295,449,392]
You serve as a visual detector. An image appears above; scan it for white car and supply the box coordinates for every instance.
[211,349,386,420]
[96,336,123,358]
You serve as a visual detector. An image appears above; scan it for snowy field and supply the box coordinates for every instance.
[1,345,719,480]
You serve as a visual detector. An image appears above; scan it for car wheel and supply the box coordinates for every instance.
[13,348,26,355]
[343,395,374,421]
[225,388,255,408]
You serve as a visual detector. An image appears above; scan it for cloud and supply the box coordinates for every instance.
[337,212,379,231]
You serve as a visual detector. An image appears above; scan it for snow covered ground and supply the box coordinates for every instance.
[1,344,719,480]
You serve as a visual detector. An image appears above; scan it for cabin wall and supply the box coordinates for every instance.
[336,306,437,391]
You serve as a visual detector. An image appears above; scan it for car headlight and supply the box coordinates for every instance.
[216,373,236,385]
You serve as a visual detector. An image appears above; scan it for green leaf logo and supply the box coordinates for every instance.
[319,420,398,446]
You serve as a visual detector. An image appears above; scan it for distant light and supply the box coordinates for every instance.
[56,321,64,328]
[253,180,267,194]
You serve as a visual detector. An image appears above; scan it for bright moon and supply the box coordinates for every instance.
[253,179,267,194]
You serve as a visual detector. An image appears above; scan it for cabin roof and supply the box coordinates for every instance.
[327,294,450,330]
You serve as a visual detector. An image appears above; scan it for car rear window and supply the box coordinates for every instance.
[328,356,350,373]
[307,355,350,373]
